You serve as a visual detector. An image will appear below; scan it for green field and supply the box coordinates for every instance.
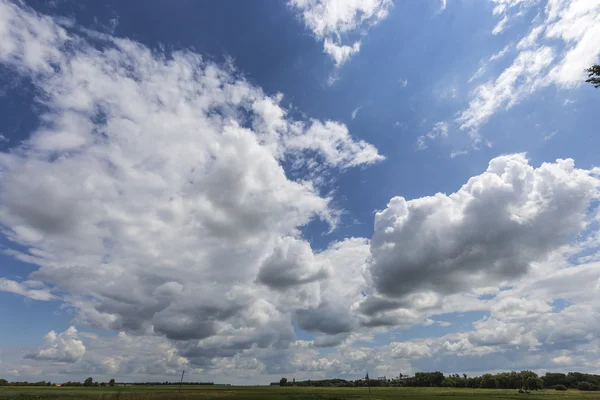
[1,386,600,400]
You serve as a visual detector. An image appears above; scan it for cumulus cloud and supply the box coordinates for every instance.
[289,0,392,66]
[25,327,85,363]
[366,154,599,309]
[0,0,381,363]
[458,0,600,136]
[257,237,330,290]
[3,0,600,382]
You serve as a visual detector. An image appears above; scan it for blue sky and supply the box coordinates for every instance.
[0,0,599,384]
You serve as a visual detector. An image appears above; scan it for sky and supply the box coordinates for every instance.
[0,0,599,385]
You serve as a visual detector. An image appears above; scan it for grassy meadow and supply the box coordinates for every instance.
[2,385,600,400]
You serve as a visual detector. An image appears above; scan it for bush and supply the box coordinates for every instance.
[577,381,599,391]
[555,384,567,391]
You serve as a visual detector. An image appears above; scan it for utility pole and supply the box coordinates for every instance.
[179,370,185,393]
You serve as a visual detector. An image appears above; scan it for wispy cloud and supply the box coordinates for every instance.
[458,0,600,141]
[416,121,449,150]
[289,0,393,67]
[543,130,558,141]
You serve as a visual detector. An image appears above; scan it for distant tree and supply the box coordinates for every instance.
[586,65,600,88]
[83,377,94,387]
[279,378,287,387]
[555,384,567,391]
[481,374,496,389]
[0,379,7,386]
[100,382,106,387]
[578,381,599,391]
[109,379,115,387]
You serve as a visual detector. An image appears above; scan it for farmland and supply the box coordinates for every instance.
[2,386,600,400]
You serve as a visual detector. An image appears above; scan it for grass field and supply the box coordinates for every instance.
[2,386,600,400]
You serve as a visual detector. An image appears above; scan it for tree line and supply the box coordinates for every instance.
[0,378,116,387]
[0,377,215,387]
[276,371,600,391]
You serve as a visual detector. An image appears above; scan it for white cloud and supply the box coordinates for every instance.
[552,355,573,366]
[458,0,600,137]
[365,154,599,311]
[468,45,512,83]
[0,278,55,300]
[3,0,600,382]
[25,327,85,363]
[284,120,384,169]
[323,39,361,67]
[468,65,487,83]
[289,0,392,66]
[0,0,381,366]
[351,106,361,120]
[416,121,449,150]
[492,14,509,34]
[543,130,557,140]
[458,46,555,133]
[490,44,512,61]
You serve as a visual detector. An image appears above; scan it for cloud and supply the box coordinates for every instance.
[324,39,361,67]
[492,14,509,35]
[416,121,449,150]
[5,153,600,380]
[0,278,55,301]
[3,0,600,382]
[552,355,573,366]
[489,44,512,61]
[468,45,512,83]
[458,46,554,133]
[543,130,557,141]
[0,0,381,362]
[458,0,600,136]
[351,106,361,120]
[289,0,393,66]
[366,154,599,305]
[284,120,384,169]
[25,327,85,363]
[257,237,330,290]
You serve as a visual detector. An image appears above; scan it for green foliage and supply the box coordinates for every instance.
[0,380,7,387]
[279,378,288,387]
[0,385,598,400]
[83,377,93,387]
[554,384,567,391]
[109,379,115,387]
[577,381,599,391]
[586,65,600,88]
